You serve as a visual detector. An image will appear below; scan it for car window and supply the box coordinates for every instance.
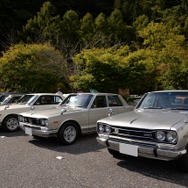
[9,96,22,103]
[91,96,107,108]
[137,92,188,109]
[108,95,123,107]
[16,95,36,104]
[61,94,93,108]
[34,95,62,105]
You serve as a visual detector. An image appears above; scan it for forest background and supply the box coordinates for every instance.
[0,0,188,95]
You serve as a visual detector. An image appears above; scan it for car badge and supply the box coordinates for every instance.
[114,128,119,134]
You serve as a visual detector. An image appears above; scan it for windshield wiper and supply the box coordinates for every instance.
[143,106,162,109]
[170,107,188,110]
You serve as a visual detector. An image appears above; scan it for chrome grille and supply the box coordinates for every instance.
[111,126,155,141]
[23,117,41,125]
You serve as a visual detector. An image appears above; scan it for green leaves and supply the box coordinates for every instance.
[0,43,70,92]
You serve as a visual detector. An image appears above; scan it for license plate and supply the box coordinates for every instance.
[25,127,32,135]
[119,143,138,157]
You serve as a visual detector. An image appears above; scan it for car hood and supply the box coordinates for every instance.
[19,106,85,118]
[0,104,28,110]
[98,109,187,130]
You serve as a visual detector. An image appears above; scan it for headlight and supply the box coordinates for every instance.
[97,123,112,134]
[155,130,177,144]
[166,131,177,143]
[18,116,24,122]
[40,119,48,126]
[156,131,166,141]
[105,125,112,134]
[98,123,105,134]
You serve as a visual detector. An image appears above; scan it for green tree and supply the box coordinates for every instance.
[80,13,95,48]
[0,43,71,92]
[22,1,62,44]
[70,46,151,94]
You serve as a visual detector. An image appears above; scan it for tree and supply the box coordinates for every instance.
[70,46,151,94]
[0,43,71,92]
[80,12,95,48]
[21,1,62,44]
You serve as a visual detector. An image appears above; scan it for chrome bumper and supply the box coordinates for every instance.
[19,124,57,138]
[96,137,187,161]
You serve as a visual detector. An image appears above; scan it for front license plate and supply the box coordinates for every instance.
[119,143,138,157]
[25,127,32,135]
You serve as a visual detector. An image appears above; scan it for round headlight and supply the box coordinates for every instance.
[98,124,105,133]
[166,131,177,143]
[105,125,111,134]
[18,116,24,122]
[156,131,166,141]
[40,119,48,126]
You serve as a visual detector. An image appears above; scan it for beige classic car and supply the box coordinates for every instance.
[96,90,188,171]
[18,93,134,145]
[0,93,63,132]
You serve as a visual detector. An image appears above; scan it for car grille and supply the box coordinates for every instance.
[23,117,41,126]
[111,126,155,142]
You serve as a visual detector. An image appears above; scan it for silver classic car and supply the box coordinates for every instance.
[0,93,63,132]
[96,90,188,171]
[18,93,134,145]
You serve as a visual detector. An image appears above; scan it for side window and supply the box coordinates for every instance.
[55,96,63,104]
[11,96,21,103]
[108,95,123,107]
[91,96,107,108]
[34,96,60,105]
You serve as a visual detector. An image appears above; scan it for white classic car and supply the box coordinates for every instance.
[96,90,188,172]
[18,93,134,145]
[0,93,63,132]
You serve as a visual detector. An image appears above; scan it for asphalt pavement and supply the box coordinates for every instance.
[0,129,188,188]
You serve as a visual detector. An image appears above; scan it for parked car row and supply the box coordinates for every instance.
[0,93,64,131]
[2,90,188,172]
[18,93,134,145]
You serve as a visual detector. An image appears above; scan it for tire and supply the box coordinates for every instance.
[57,122,79,145]
[3,115,19,132]
[176,149,188,172]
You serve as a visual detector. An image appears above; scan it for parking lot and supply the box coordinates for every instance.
[0,129,188,188]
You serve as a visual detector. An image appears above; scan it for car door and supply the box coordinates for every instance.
[88,95,109,132]
[107,94,130,116]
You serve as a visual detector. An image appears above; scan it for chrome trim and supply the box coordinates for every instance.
[96,137,186,161]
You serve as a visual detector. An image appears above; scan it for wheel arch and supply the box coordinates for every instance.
[2,113,18,125]
[58,120,82,136]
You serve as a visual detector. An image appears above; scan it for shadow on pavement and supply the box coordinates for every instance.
[28,133,105,155]
[116,155,188,187]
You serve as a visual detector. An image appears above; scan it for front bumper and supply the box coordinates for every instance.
[19,123,57,138]
[96,136,187,161]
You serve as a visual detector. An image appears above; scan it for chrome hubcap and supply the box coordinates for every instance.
[6,118,18,131]
[64,126,76,143]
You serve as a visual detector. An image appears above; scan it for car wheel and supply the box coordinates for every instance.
[176,149,188,172]
[57,122,79,145]
[3,115,19,132]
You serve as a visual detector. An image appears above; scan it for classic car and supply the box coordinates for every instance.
[0,93,25,105]
[96,90,188,171]
[0,93,63,132]
[18,93,134,145]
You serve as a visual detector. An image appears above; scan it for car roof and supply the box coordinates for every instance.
[25,93,61,95]
[69,92,121,95]
[149,90,188,93]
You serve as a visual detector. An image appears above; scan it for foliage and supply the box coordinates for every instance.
[1,1,188,94]
[0,43,71,92]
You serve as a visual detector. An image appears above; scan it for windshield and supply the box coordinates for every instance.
[61,94,93,108]
[16,95,36,104]
[0,95,8,103]
[137,91,188,110]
